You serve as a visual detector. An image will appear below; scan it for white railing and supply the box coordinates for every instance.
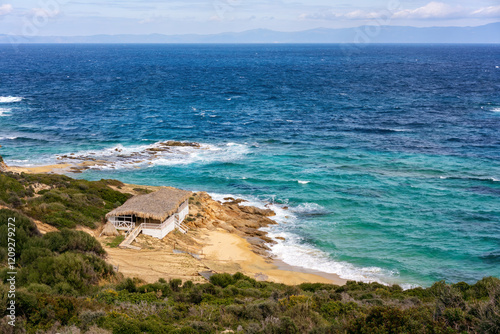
[175,218,189,234]
[143,216,174,230]
[109,216,135,231]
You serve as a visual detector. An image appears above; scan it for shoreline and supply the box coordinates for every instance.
[3,160,347,286]
[197,229,346,286]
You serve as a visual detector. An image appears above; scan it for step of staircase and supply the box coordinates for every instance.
[119,224,143,249]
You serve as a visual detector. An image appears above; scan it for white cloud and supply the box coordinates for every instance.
[301,2,500,22]
[471,5,500,18]
[299,9,386,21]
[29,8,61,18]
[392,2,465,19]
[0,4,13,16]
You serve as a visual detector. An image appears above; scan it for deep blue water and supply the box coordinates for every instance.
[1,44,499,287]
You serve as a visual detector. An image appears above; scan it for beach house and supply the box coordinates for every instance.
[106,187,191,239]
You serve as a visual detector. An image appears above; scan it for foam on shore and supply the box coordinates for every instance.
[210,192,409,287]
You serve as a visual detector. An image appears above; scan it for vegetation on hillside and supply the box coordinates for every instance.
[0,172,131,228]
[0,171,499,333]
[0,208,499,333]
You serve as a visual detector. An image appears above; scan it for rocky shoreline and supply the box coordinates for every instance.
[184,192,278,257]
[0,153,345,285]
[55,140,206,173]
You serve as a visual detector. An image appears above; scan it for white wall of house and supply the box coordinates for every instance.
[177,200,189,224]
[113,200,189,240]
[142,215,176,239]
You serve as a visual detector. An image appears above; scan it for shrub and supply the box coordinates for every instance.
[210,273,235,288]
[170,279,182,292]
[117,278,137,293]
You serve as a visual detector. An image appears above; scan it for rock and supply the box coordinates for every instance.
[238,205,276,217]
[223,197,248,205]
[0,154,7,172]
[276,237,286,241]
[160,141,201,147]
[187,191,280,256]
[254,273,269,281]
[146,147,168,152]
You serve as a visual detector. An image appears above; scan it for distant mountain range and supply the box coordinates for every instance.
[1,22,499,44]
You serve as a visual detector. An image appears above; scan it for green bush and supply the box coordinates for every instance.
[2,172,500,333]
[210,273,235,288]
[0,172,132,229]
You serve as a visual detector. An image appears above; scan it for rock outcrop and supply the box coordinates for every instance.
[184,192,278,256]
[0,154,8,172]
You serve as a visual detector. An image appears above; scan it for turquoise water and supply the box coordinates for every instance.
[0,44,499,287]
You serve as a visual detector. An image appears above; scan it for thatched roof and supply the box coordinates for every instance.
[106,187,191,222]
[101,222,119,236]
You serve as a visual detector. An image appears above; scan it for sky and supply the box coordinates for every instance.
[0,0,499,36]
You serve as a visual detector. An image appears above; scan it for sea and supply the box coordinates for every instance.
[0,44,499,288]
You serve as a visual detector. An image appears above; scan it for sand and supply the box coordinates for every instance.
[198,229,346,286]
[97,229,346,286]
[6,163,73,174]
[1,158,347,286]
[105,247,208,284]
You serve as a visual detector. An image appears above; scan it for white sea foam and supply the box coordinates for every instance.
[298,180,310,184]
[0,136,17,140]
[439,175,499,182]
[491,108,500,112]
[266,232,396,284]
[208,192,404,286]
[0,108,12,116]
[0,96,23,103]
[290,202,329,215]
[54,141,250,170]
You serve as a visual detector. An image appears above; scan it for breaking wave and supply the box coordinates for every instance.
[54,141,250,170]
[0,96,23,103]
[209,192,407,287]
[439,175,499,183]
[0,108,12,116]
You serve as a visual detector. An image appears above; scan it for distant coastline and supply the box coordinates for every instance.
[1,22,499,44]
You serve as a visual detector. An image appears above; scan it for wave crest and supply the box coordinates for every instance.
[209,192,402,286]
[54,141,250,170]
[0,108,12,116]
[0,96,23,103]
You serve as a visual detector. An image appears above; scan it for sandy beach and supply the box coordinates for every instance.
[199,229,346,285]
[4,163,73,174]
[4,160,346,286]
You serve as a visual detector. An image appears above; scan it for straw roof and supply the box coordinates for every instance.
[101,221,119,236]
[106,187,191,222]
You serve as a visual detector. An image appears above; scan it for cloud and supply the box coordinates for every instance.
[392,2,465,19]
[0,4,13,16]
[29,8,61,18]
[471,5,500,18]
[301,2,500,21]
[299,10,384,21]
